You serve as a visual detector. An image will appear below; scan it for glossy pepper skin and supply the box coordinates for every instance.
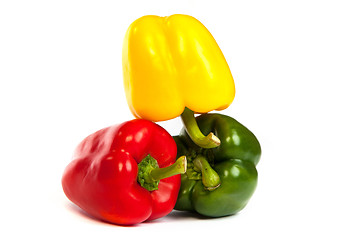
[122,14,235,122]
[62,119,183,225]
[174,113,261,217]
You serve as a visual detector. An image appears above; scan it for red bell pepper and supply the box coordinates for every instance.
[62,119,186,225]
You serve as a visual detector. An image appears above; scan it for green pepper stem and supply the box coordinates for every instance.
[149,156,187,181]
[193,155,220,191]
[180,108,220,149]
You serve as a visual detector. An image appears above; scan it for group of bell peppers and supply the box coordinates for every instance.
[62,14,261,225]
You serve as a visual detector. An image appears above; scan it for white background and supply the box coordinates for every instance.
[1,0,359,239]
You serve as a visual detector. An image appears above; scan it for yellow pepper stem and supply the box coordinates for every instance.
[180,108,221,148]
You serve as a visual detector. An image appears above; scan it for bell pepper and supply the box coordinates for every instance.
[122,14,235,149]
[62,119,186,225]
[122,14,235,122]
[173,113,261,217]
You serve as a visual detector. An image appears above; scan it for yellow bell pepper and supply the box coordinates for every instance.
[122,14,235,122]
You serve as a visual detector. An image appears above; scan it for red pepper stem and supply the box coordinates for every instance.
[193,155,220,191]
[180,107,220,149]
[149,156,187,181]
[137,155,187,191]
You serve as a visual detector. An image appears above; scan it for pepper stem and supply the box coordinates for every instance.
[137,155,187,191]
[180,107,220,149]
[193,155,220,191]
[150,156,187,181]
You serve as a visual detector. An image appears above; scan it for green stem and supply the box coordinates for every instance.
[180,107,220,149]
[138,155,187,191]
[149,156,187,181]
[193,155,220,191]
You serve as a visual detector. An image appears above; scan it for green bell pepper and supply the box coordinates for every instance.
[173,113,261,217]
